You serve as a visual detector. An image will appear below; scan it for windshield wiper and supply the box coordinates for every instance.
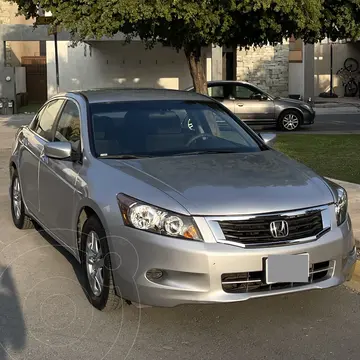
[174,149,242,156]
[99,154,151,159]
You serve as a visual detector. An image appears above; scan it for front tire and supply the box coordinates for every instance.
[80,216,122,311]
[344,79,358,97]
[278,110,301,131]
[10,169,34,230]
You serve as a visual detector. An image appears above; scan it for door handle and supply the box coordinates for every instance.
[237,103,244,107]
[40,153,48,164]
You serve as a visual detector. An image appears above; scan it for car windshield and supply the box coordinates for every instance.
[89,100,264,158]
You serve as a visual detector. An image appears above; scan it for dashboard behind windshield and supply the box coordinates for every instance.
[89,100,264,158]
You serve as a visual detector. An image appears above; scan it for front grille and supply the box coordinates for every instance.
[218,209,324,247]
[222,261,334,293]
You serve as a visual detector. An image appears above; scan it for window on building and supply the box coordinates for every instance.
[40,41,46,56]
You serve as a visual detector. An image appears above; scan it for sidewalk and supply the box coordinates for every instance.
[315,96,360,109]
[330,178,360,249]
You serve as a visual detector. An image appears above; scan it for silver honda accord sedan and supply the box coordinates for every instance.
[9,88,356,311]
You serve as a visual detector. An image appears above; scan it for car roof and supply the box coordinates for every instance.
[184,80,252,90]
[207,80,252,86]
[64,88,209,104]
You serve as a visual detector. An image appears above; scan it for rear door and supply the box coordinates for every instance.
[207,83,235,113]
[18,100,64,217]
[232,83,275,124]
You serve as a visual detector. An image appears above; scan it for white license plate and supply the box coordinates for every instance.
[266,254,309,284]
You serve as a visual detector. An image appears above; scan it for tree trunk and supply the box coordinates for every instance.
[185,47,208,95]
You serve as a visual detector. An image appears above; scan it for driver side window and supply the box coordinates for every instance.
[34,100,64,141]
[234,85,258,99]
[54,100,81,152]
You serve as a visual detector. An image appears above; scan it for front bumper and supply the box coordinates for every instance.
[107,213,355,307]
[302,109,316,125]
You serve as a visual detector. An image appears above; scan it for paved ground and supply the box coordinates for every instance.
[260,110,360,134]
[6,110,360,135]
[1,114,360,360]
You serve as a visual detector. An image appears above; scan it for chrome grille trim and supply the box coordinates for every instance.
[222,260,335,293]
[207,205,332,248]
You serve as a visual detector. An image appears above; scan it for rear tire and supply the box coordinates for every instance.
[80,215,122,311]
[278,110,301,131]
[10,169,34,230]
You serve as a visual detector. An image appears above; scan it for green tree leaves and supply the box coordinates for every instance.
[9,0,360,92]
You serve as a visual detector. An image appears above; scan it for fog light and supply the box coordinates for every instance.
[146,269,164,281]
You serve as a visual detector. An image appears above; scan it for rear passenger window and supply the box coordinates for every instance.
[35,100,64,141]
[54,101,81,151]
[208,86,224,98]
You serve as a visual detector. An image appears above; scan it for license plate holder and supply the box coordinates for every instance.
[266,254,309,284]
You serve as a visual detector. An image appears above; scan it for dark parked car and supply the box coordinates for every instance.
[185,81,315,131]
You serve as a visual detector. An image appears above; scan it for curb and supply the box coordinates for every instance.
[315,102,360,109]
[346,260,360,292]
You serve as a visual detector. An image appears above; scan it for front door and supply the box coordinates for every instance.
[207,83,235,113]
[38,100,82,252]
[19,100,64,217]
[232,83,275,124]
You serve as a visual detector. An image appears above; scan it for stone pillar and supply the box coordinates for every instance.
[211,45,222,81]
[303,43,315,102]
[288,38,304,99]
[0,40,4,67]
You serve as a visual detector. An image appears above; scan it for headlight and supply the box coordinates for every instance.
[335,186,348,226]
[117,194,203,241]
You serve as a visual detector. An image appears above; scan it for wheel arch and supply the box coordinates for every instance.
[9,161,17,178]
[278,107,304,124]
[75,200,111,261]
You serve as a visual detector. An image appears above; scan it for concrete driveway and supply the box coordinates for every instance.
[1,115,360,360]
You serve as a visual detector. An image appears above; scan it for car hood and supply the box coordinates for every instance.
[104,151,334,216]
[276,97,310,107]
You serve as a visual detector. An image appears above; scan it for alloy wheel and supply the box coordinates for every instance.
[86,231,105,297]
[282,114,299,131]
[12,177,22,220]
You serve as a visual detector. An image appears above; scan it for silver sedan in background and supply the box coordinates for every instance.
[9,88,355,311]
[185,80,315,131]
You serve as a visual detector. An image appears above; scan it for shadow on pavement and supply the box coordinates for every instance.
[33,223,86,296]
[0,266,26,359]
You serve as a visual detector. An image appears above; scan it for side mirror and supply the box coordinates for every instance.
[44,142,72,160]
[258,133,277,146]
[253,93,268,101]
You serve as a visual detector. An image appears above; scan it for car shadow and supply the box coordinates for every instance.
[33,223,87,297]
[0,265,26,359]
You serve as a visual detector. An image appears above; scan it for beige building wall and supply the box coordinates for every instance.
[0,0,40,66]
[46,41,193,98]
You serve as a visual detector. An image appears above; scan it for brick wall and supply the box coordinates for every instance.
[236,43,289,97]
